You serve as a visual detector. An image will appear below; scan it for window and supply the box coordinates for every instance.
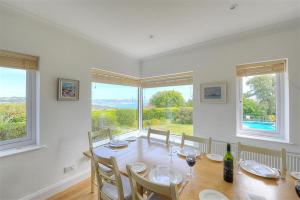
[236,60,288,142]
[91,82,139,140]
[0,67,37,150]
[142,85,193,136]
[91,69,193,139]
[0,50,38,151]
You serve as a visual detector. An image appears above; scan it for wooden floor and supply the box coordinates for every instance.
[47,178,97,200]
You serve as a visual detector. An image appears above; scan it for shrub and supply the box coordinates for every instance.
[143,107,179,121]
[173,107,193,124]
[143,119,164,127]
[116,109,136,126]
[91,109,117,131]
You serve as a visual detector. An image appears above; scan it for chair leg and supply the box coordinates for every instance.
[91,162,95,193]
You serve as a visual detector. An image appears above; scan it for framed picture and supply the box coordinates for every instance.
[57,78,79,101]
[200,81,227,104]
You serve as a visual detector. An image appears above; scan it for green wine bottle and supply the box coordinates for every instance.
[223,143,234,183]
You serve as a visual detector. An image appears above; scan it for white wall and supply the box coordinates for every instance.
[141,20,300,153]
[0,5,139,200]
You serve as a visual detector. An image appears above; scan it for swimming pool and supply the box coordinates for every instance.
[242,121,275,131]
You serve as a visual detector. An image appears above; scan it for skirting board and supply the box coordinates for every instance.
[19,169,90,200]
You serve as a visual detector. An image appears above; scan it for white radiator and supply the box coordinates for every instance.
[208,140,300,172]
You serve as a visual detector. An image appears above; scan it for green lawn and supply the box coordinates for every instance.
[144,123,193,136]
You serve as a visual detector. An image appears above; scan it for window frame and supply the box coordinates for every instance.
[236,72,288,141]
[0,69,37,151]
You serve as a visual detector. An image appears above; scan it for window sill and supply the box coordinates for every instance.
[0,144,46,158]
[236,132,291,144]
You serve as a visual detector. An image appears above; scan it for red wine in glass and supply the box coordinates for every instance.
[186,154,196,177]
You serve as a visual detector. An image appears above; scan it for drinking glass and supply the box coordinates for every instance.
[186,153,196,178]
[237,151,244,175]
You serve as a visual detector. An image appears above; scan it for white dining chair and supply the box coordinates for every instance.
[88,131,113,193]
[90,151,132,200]
[126,165,179,200]
[180,134,212,154]
[237,142,287,176]
[89,128,113,144]
[147,128,170,145]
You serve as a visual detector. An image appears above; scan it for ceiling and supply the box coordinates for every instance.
[1,0,300,58]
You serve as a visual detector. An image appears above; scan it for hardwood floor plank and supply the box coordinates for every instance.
[47,178,97,200]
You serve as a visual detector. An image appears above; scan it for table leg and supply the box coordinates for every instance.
[91,161,95,193]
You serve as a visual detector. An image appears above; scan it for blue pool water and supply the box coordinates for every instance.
[242,121,275,132]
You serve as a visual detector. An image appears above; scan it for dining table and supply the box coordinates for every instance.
[83,137,299,200]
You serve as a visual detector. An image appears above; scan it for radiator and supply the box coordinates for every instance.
[207,140,300,172]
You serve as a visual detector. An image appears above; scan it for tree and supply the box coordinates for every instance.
[242,97,265,116]
[245,75,276,115]
[185,99,193,107]
[150,90,185,108]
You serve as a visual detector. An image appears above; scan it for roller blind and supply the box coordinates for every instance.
[91,68,140,87]
[140,71,193,88]
[236,59,286,77]
[0,49,39,70]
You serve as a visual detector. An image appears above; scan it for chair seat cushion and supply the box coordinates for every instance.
[147,193,165,200]
[101,175,132,200]
[98,163,112,173]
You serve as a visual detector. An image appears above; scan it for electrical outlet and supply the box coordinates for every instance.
[64,165,75,173]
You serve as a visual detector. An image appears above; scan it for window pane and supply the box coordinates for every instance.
[91,83,139,140]
[143,85,193,136]
[0,67,27,141]
[242,74,276,132]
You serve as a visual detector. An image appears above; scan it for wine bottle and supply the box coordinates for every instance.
[296,185,300,198]
[224,143,234,183]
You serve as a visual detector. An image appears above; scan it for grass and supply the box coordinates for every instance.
[145,123,193,136]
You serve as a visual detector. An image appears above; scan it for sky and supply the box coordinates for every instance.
[0,67,26,97]
[92,82,193,101]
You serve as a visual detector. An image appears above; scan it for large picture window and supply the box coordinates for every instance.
[236,60,288,141]
[143,85,193,136]
[91,82,139,140]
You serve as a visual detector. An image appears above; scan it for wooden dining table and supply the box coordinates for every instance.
[83,137,299,200]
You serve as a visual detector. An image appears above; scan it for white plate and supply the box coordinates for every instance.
[130,162,147,173]
[109,140,129,147]
[290,171,300,180]
[125,136,137,142]
[206,154,223,162]
[177,147,201,157]
[148,165,183,185]
[199,189,229,200]
[240,160,280,179]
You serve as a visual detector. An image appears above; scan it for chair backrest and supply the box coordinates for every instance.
[180,134,212,154]
[126,165,179,200]
[88,131,124,200]
[237,142,287,175]
[90,151,125,200]
[88,129,112,147]
[147,128,170,145]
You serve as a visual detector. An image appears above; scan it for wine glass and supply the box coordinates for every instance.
[237,151,244,175]
[186,153,196,178]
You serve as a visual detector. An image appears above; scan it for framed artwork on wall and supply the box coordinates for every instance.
[200,81,227,104]
[57,78,79,101]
